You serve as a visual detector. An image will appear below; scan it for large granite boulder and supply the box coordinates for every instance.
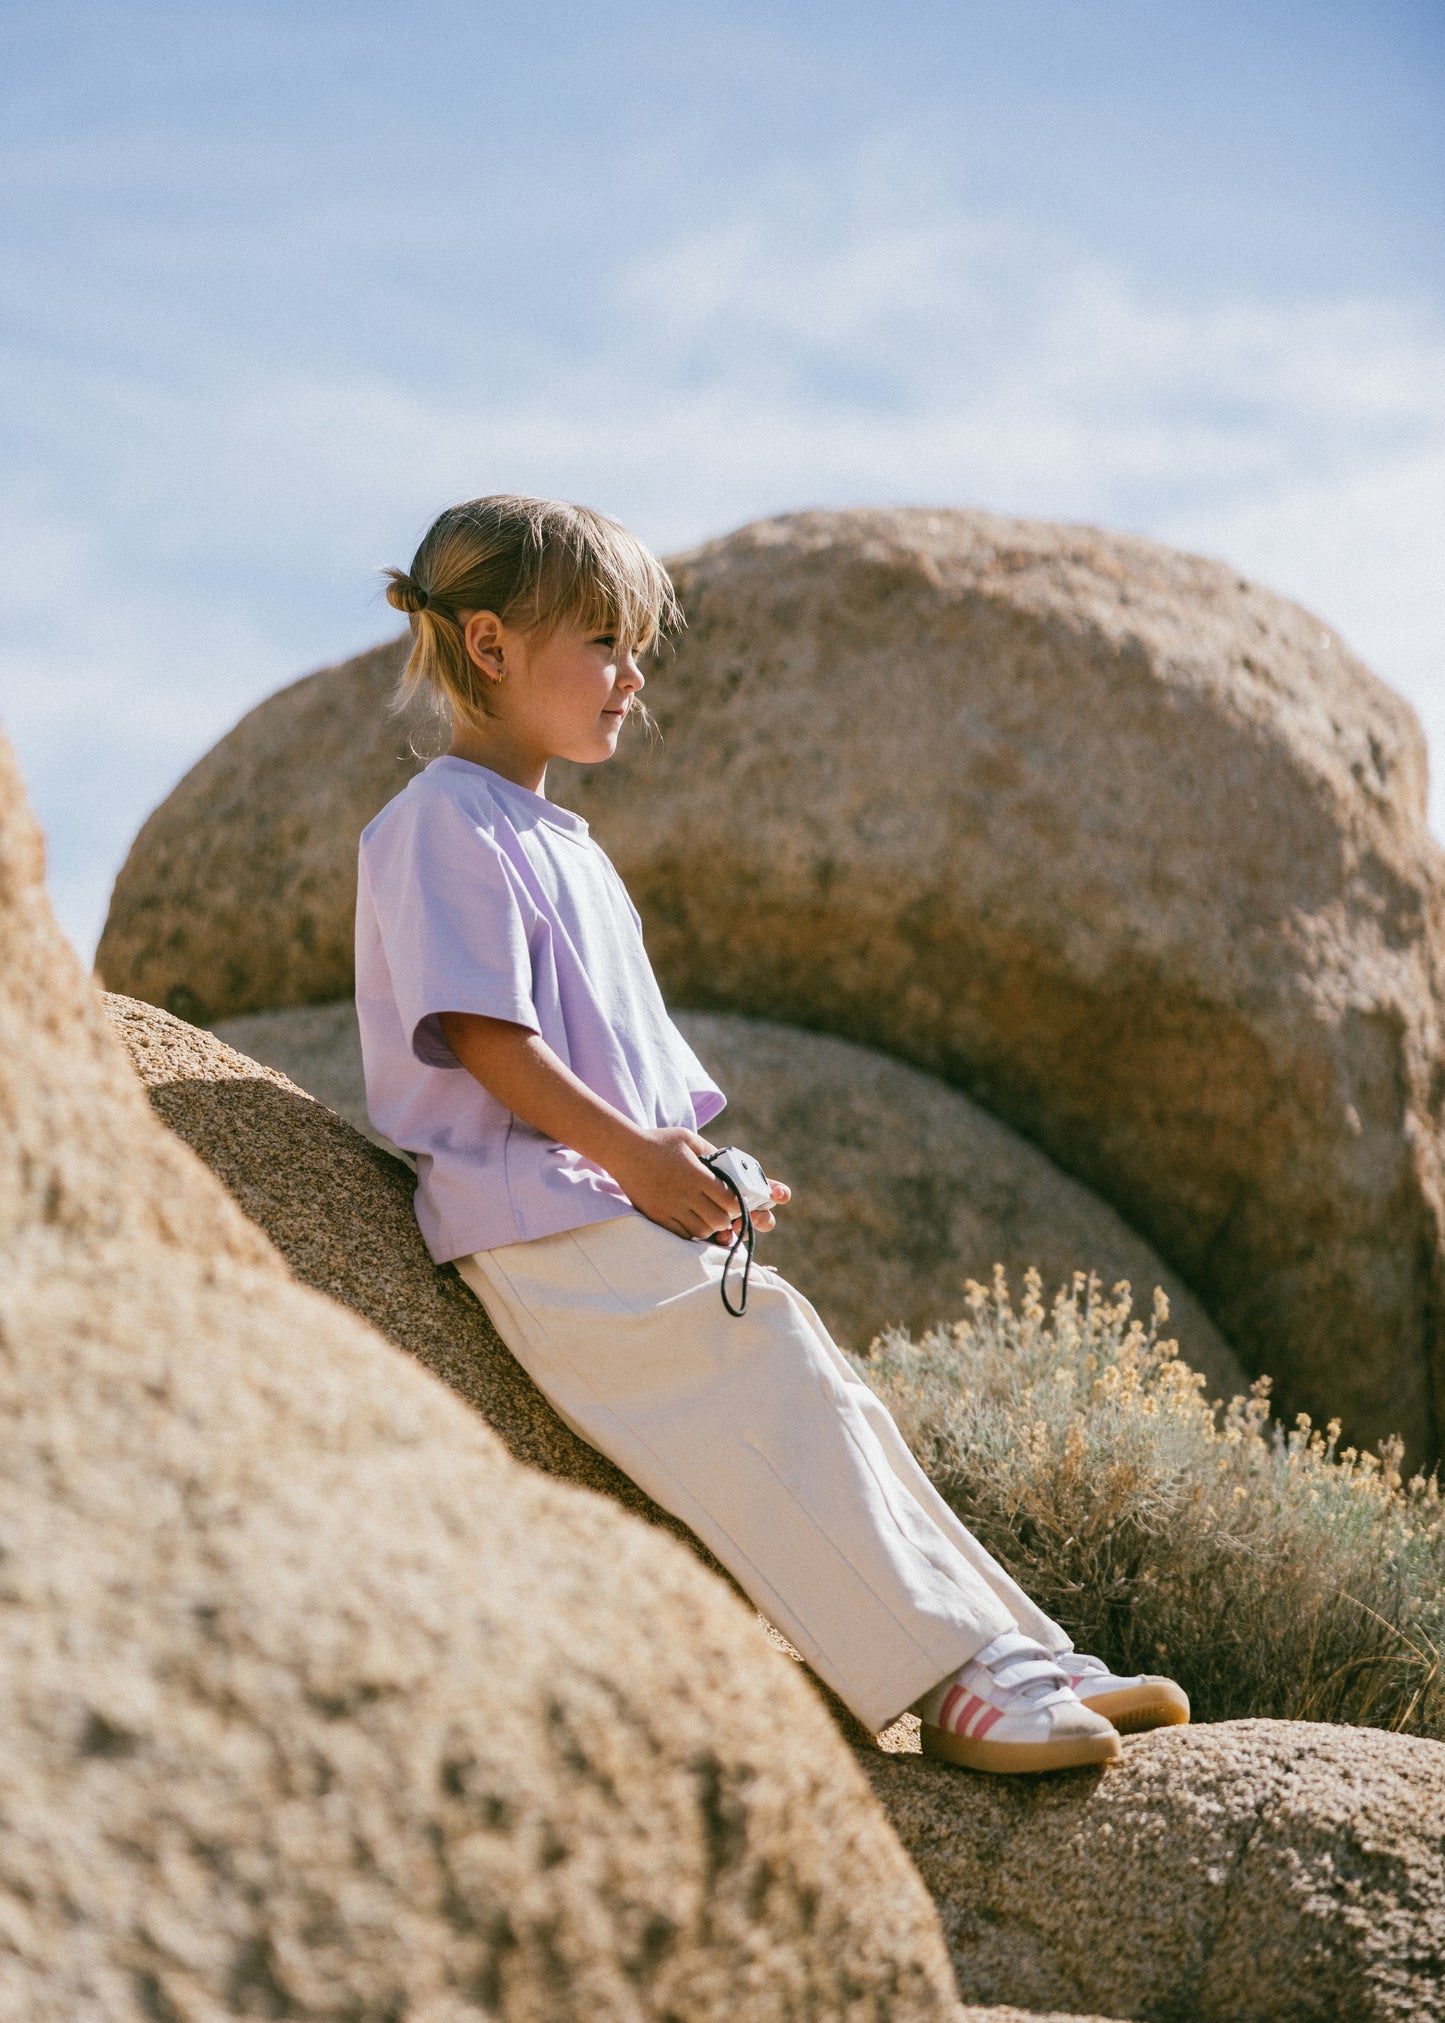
[558,513,1445,1464]
[211,996,1245,1399]
[0,733,961,2019]
[94,509,1445,1461]
[868,1720,1445,2022]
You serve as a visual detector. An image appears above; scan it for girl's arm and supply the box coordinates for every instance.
[438,1011,778,1242]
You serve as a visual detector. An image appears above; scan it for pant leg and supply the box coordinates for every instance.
[762,1267,1072,1655]
[458,1213,1064,1733]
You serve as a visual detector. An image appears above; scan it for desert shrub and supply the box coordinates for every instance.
[853,1268,1445,1735]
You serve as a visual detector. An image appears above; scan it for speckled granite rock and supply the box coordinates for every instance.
[2,735,962,2021]
[214,996,1245,1399]
[215,995,410,1154]
[956,2012,1129,2023]
[86,802,1445,2020]
[861,1719,1445,2023]
[109,1019,1445,2023]
[95,511,1445,1464]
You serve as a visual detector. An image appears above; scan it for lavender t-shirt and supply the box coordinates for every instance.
[355,756,725,1262]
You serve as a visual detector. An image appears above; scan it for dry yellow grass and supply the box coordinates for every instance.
[853,1268,1445,1734]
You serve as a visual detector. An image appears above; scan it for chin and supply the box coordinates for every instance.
[569,737,620,767]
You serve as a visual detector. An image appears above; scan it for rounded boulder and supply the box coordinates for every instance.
[556,511,1445,1463]
[864,1718,1445,2022]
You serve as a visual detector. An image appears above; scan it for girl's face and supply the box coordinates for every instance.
[513,623,645,765]
[455,610,645,784]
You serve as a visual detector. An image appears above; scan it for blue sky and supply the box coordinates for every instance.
[2,0,1442,959]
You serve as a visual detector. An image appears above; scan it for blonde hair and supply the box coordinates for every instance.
[383,495,680,730]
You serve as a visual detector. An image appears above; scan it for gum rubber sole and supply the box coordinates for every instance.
[1076,1680,1190,1735]
[920,1721,1121,1775]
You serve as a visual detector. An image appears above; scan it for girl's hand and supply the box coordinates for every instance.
[738,1177,791,1237]
[436,1018,783,1243]
[709,1175,792,1243]
[608,1127,741,1241]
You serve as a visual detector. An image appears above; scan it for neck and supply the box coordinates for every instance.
[447,721,548,796]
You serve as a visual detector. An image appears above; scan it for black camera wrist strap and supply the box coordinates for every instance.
[707,1165,756,1318]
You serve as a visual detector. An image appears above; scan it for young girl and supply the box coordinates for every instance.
[357,494,1189,1774]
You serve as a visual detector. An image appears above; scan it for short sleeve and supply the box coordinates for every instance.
[359,787,540,1069]
[663,1020,726,1130]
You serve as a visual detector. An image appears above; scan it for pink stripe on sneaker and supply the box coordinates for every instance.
[971,1703,1005,1739]
[946,1688,981,1736]
[938,1683,968,1733]
[961,1693,993,1738]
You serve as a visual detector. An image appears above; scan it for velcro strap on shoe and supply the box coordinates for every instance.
[989,1656,1069,1692]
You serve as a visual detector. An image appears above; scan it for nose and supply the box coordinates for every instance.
[619,650,644,694]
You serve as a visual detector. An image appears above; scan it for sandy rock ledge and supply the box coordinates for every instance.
[862,1720,1445,2023]
[956,2012,1130,2023]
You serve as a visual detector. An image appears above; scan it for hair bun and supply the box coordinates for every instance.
[384,571,430,615]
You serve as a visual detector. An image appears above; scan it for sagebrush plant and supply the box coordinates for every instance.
[852,1267,1445,1734]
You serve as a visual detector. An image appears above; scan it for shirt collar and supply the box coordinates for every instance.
[428,755,591,839]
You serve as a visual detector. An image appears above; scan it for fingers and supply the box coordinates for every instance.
[630,1131,774,1243]
[751,1208,775,1233]
[677,1136,737,1220]
[682,1199,733,1240]
[655,1209,715,1242]
[696,1173,739,1221]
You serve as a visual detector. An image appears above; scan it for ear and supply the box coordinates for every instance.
[463,610,507,680]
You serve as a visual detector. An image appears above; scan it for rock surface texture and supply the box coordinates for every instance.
[955,2014,1129,2023]
[2,734,962,2019]
[216,995,411,1153]
[214,997,1245,1397]
[105,1006,1445,2021]
[865,1720,1445,2022]
[94,509,1445,1459]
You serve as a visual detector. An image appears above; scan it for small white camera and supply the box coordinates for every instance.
[703,1145,773,1215]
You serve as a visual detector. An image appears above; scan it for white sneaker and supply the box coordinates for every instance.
[918,1631,1120,1775]
[1060,1651,1190,1733]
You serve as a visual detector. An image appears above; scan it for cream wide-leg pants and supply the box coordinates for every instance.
[457,1213,1068,1733]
